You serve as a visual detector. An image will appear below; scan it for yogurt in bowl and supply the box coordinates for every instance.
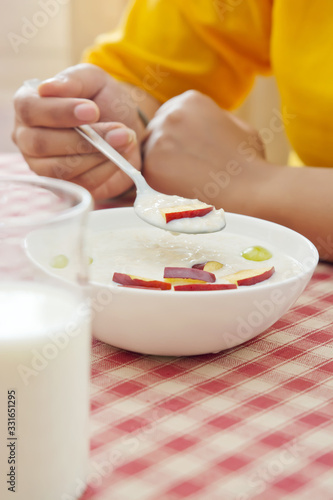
[88,226,303,288]
[26,208,319,356]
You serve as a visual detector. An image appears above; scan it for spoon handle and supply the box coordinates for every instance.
[76,124,148,193]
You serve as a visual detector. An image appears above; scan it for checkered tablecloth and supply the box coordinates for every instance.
[2,154,333,500]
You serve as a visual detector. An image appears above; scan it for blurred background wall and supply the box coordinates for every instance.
[0,0,290,162]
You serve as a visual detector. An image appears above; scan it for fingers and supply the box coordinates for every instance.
[90,170,135,201]
[14,89,100,128]
[13,64,110,128]
[37,63,109,99]
[14,121,137,181]
[14,121,135,159]
[71,127,141,198]
[12,62,142,199]
[73,161,135,199]
[21,151,134,199]
[21,135,138,199]
[14,126,95,158]
[71,137,141,199]
[21,153,107,181]
[17,119,141,199]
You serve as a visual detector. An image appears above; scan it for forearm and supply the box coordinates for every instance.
[225,160,333,262]
[258,164,333,262]
[185,155,333,262]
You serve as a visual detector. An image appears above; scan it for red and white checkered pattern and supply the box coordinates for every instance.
[83,272,333,500]
[2,155,333,500]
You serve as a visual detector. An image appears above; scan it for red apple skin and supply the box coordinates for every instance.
[112,272,172,290]
[117,285,166,290]
[162,205,213,223]
[163,266,216,283]
[225,266,275,286]
[192,263,206,270]
[174,283,237,291]
[192,261,223,272]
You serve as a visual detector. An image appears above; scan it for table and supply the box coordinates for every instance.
[1,154,333,500]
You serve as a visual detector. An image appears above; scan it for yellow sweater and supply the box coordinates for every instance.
[84,0,333,167]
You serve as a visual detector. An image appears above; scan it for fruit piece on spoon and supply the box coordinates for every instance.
[161,204,213,223]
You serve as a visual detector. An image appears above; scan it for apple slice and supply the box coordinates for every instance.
[117,285,166,290]
[164,278,208,285]
[164,266,216,283]
[224,266,275,286]
[161,204,213,223]
[192,261,223,272]
[174,283,237,291]
[113,272,171,290]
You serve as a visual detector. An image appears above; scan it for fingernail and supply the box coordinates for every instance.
[105,128,137,148]
[74,103,99,121]
[41,75,68,86]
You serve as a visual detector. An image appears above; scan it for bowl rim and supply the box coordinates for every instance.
[0,175,92,227]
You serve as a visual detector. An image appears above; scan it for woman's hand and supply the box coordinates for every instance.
[142,90,333,261]
[142,90,268,215]
[13,64,147,200]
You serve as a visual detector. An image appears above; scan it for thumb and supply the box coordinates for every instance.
[38,63,109,99]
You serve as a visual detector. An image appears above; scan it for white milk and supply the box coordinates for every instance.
[0,282,91,500]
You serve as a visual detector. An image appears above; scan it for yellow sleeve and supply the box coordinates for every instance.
[83,0,272,109]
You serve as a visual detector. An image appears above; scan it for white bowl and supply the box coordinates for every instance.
[27,208,319,356]
[87,208,318,355]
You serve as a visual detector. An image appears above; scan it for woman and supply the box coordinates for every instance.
[12,0,333,260]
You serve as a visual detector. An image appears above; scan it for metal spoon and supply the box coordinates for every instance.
[25,79,226,234]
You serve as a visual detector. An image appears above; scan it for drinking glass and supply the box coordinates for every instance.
[0,176,92,500]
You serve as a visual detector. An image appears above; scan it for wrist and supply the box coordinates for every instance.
[213,158,272,218]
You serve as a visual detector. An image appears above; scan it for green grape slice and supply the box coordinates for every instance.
[50,254,69,269]
[241,246,272,262]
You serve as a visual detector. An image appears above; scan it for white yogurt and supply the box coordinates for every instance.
[134,193,226,233]
[86,226,304,286]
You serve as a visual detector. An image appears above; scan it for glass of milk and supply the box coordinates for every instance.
[0,176,92,500]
